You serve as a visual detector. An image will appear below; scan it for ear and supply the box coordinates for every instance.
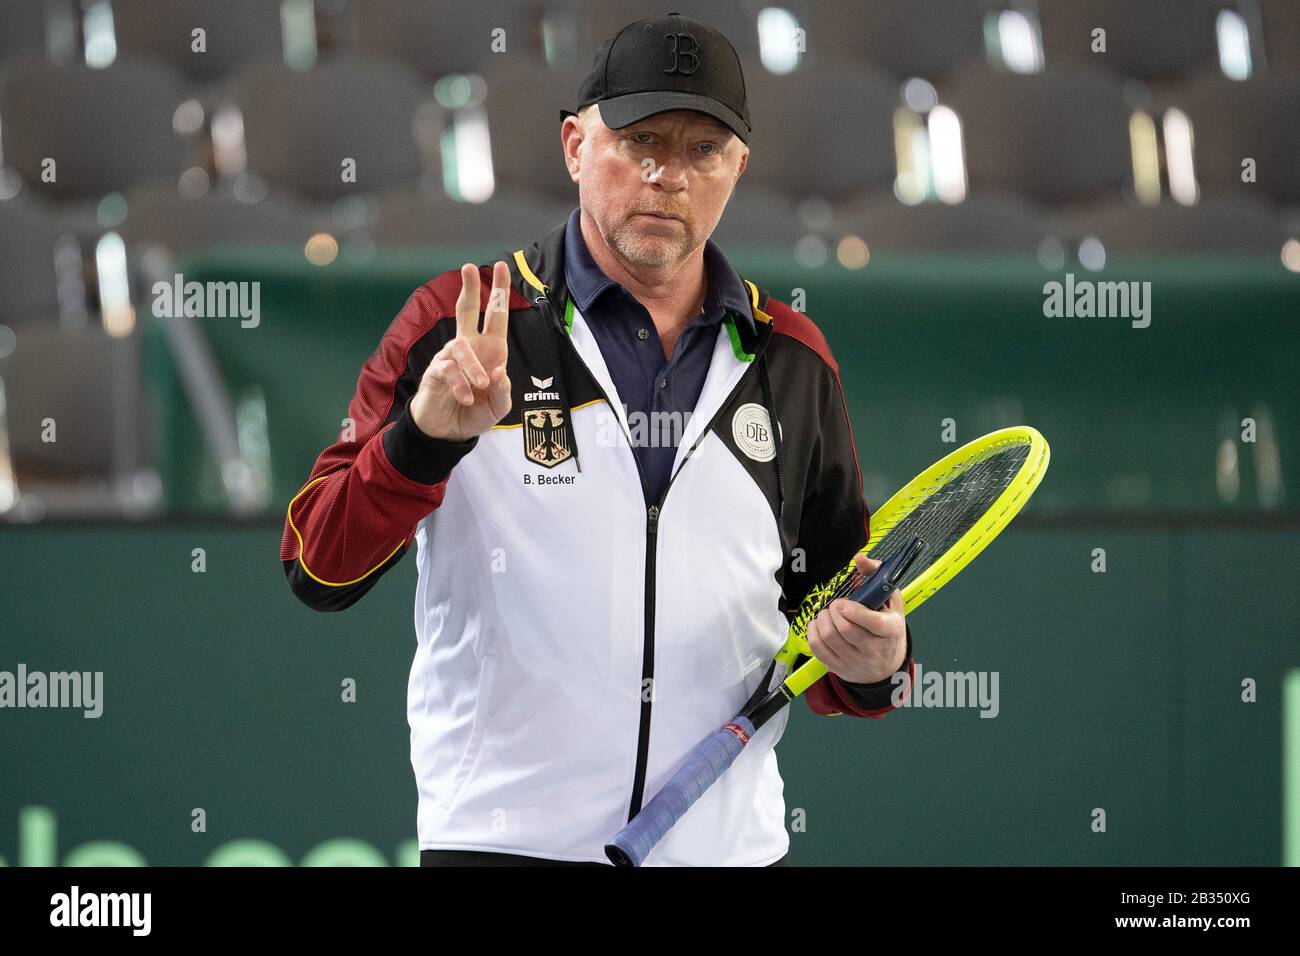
[560,115,584,183]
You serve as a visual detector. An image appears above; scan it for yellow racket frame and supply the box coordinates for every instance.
[778,426,1051,698]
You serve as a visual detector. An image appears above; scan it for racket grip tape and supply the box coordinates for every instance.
[604,716,756,867]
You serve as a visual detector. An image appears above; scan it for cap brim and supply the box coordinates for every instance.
[594,91,749,144]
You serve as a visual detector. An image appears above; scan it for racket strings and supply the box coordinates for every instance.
[789,441,1031,636]
[868,443,1030,591]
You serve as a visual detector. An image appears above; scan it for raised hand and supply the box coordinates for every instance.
[409,261,513,442]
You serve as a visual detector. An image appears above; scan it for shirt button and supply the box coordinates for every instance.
[637,328,649,340]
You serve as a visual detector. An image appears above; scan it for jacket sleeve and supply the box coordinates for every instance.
[792,350,915,719]
[279,284,477,612]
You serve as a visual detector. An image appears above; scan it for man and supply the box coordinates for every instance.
[282,13,914,866]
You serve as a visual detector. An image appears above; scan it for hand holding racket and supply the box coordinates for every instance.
[605,426,1051,866]
[804,548,914,684]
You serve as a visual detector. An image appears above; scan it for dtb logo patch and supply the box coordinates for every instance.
[731,403,778,462]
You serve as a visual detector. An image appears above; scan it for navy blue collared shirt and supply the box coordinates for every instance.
[562,207,755,506]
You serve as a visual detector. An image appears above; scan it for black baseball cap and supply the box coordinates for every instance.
[560,12,751,144]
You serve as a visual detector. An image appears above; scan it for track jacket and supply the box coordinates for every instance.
[281,216,915,865]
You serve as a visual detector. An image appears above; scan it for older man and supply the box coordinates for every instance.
[282,12,914,866]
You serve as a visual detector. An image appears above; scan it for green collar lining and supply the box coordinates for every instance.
[724,312,755,362]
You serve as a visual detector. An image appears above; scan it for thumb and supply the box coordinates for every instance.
[853,552,881,574]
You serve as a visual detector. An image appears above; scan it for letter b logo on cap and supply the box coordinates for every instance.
[663,32,699,75]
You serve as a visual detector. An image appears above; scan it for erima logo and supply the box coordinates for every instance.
[526,374,559,402]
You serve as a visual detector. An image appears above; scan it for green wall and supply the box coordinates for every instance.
[151,247,1300,516]
[1,520,1295,865]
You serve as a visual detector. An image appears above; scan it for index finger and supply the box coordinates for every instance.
[455,262,481,338]
[482,260,511,340]
[833,599,896,638]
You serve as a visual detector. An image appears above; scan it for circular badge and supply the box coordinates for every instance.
[732,403,779,462]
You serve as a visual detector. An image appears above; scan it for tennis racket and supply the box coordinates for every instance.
[605,425,1051,866]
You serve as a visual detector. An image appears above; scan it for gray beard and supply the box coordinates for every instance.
[609,217,697,267]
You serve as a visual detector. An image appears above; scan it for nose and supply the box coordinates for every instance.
[645,155,688,190]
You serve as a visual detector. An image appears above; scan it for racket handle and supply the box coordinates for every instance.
[847,537,925,609]
[604,716,756,867]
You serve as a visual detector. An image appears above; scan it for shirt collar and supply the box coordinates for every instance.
[562,207,755,333]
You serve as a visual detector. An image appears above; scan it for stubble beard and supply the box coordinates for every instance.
[608,210,699,268]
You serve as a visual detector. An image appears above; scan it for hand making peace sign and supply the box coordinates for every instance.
[409,261,513,443]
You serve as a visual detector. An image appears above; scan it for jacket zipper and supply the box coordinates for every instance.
[537,292,771,823]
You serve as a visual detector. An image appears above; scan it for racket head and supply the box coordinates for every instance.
[864,424,1050,614]
[778,426,1049,690]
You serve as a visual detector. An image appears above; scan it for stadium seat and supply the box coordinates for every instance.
[1049,196,1289,255]
[1038,0,1221,81]
[354,0,536,78]
[939,63,1132,204]
[0,326,155,513]
[369,185,573,247]
[1259,0,1300,71]
[0,197,67,329]
[111,0,284,84]
[0,57,184,200]
[0,327,116,482]
[117,184,325,254]
[482,54,588,202]
[833,191,1047,255]
[742,57,899,201]
[805,0,985,78]
[0,0,68,67]
[231,56,435,201]
[1167,71,1300,206]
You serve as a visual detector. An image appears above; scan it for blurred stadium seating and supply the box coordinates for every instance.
[0,56,184,203]
[231,55,436,201]
[1037,0,1223,84]
[0,0,1295,519]
[1166,70,1300,204]
[742,56,900,200]
[938,62,1133,204]
[807,0,986,77]
[355,0,536,77]
[111,0,285,86]
[481,52,589,200]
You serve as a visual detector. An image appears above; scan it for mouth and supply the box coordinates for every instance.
[637,212,683,223]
